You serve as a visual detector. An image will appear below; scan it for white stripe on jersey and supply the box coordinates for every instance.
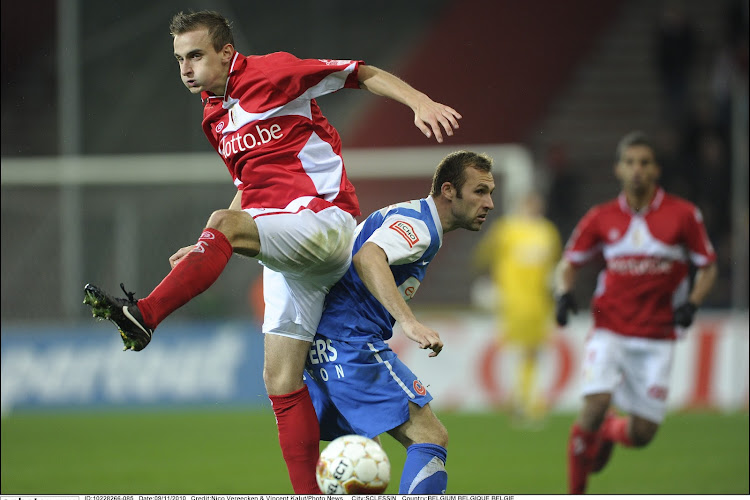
[368,342,416,398]
[603,217,686,261]
[296,63,358,100]
[222,64,358,134]
[221,97,287,134]
[298,132,344,202]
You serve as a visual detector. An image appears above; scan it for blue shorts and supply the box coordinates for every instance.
[304,335,433,441]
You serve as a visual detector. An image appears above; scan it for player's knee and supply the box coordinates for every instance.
[262,364,304,396]
[630,419,659,447]
[206,209,233,233]
[579,394,611,430]
[416,416,449,448]
[206,209,259,256]
[431,421,449,448]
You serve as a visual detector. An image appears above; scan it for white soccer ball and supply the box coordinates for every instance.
[316,434,391,494]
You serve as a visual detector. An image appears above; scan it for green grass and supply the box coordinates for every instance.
[1,409,747,494]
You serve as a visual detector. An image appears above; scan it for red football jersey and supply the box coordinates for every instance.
[564,188,716,339]
[200,51,362,216]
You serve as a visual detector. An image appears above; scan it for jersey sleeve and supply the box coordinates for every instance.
[259,52,362,101]
[366,215,432,266]
[564,206,603,266]
[683,205,717,267]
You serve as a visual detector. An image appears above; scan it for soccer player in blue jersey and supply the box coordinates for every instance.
[304,151,495,494]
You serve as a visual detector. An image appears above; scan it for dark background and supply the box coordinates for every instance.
[2,0,747,322]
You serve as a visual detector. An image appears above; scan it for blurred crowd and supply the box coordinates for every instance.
[653,0,748,307]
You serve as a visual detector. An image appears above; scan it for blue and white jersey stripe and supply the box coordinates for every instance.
[317,196,443,341]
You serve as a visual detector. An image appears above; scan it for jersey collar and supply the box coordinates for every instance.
[617,187,665,215]
[201,51,244,104]
[425,196,444,245]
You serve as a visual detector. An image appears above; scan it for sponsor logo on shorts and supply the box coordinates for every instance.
[648,385,668,401]
[389,220,419,247]
[200,231,215,240]
[413,380,427,396]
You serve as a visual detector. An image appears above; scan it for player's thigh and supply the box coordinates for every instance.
[263,333,311,395]
[580,329,623,396]
[249,206,355,279]
[307,337,432,441]
[613,337,673,424]
[262,266,329,341]
[388,402,448,449]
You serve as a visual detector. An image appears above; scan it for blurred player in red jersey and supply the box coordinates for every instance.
[554,131,718,494]
[82,10,461,494]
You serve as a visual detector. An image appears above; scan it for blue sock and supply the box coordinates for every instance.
[399,443,448,494]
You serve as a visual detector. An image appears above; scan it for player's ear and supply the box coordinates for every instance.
[220,43,235,62]
[441,181,456,200]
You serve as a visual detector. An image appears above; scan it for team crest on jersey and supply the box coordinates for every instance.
[389,220,419,247]
[413,380,427,396]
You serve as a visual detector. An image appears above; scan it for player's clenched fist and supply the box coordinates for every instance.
[555,291,578,327]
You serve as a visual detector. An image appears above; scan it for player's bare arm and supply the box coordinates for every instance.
[554,258,578,295]
[689,262,718,306]
[353,242,443,357]
[357,65,461,144]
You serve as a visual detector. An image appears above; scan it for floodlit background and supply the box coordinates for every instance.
[1,0,748,494]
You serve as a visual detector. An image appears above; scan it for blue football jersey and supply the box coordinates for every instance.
[316,196,443,341]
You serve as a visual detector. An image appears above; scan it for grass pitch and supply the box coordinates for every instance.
[1,409,747,494]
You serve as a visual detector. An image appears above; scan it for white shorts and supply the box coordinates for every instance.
[580,328,674,423]
[246,203,356,342]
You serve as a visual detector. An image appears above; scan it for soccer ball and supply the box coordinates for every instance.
[316,434,391,494]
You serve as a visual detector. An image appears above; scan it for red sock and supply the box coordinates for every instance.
[568,424,597,494]
[269,386,321,494]
[600,414,633,447]
[137,228,232,328]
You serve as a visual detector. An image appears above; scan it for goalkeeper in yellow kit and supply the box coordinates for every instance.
[474,190,562,425]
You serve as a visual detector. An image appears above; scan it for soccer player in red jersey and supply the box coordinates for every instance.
[83,10,461,493]
[554,131,718,494]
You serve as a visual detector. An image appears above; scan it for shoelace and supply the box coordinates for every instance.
[119,283,136,304]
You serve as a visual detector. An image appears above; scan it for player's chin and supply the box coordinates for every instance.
[472,218,487,230]
[183,82,203,93]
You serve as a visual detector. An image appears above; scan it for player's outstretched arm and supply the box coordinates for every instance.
[353,242,443,357]
[675,261,718,327]
[357,65,461,144]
